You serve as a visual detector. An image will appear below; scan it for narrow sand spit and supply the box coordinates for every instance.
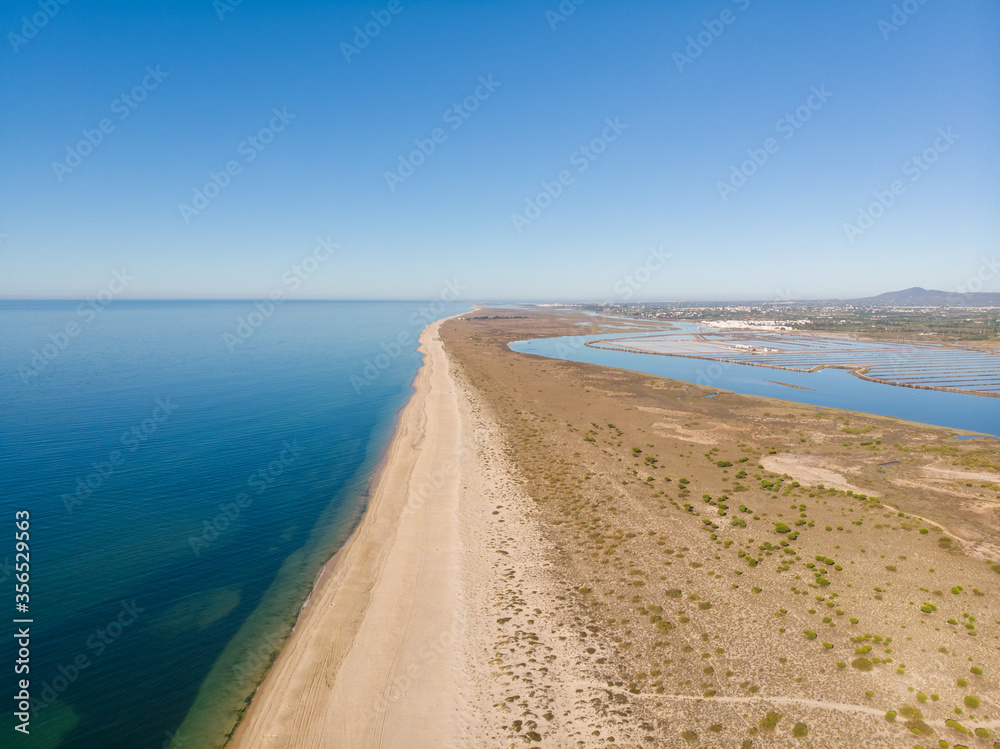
[230,319,467,748]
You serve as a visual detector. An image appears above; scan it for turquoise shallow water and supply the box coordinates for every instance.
[0,300,466,748]
[511,322,1000,437]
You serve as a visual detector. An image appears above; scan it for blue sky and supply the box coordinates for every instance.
[1,0,998,301]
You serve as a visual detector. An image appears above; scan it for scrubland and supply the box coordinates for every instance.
[443,309,1000,748]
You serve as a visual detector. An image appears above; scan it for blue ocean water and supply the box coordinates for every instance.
[0,300,466,748]
[511,322,1000,437]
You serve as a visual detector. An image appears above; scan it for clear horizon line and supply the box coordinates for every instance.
[0,288,995,305]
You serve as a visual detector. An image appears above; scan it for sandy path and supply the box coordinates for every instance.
[229,319,466,748]
[922,463,1000,483]
[635,693,1000,731]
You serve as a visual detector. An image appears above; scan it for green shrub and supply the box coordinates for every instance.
[759,712,781,732]
[852,658,874,672]
[792,722,807,737]
[775,523,791,534]
[804,630,817,640]
[885,711,897,721]
[945,719,967,734]
[964,696,979,709]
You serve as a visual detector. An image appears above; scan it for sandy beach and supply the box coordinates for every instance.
[229,308,1000,748]
[229,313,623,747]
[229,318,472,747]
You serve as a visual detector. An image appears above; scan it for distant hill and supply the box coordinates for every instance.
[848,287,1000,307]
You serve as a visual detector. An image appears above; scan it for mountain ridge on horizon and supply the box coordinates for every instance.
[845,286,1000,307]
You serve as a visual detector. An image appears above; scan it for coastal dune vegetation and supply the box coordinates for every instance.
[439,308,1000,747]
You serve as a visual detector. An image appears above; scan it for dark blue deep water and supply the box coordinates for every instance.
[0,301,466,748]
[511,323,1000,437]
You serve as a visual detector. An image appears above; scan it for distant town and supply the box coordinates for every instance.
[577,287,1000,343]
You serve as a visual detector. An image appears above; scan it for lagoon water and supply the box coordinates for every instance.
[510,323,1000,437]
[0,301,466,748]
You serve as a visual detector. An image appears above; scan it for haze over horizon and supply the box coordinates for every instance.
[2,0,998,302]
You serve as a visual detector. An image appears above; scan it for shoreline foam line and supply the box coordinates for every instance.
[228,313,468,748]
